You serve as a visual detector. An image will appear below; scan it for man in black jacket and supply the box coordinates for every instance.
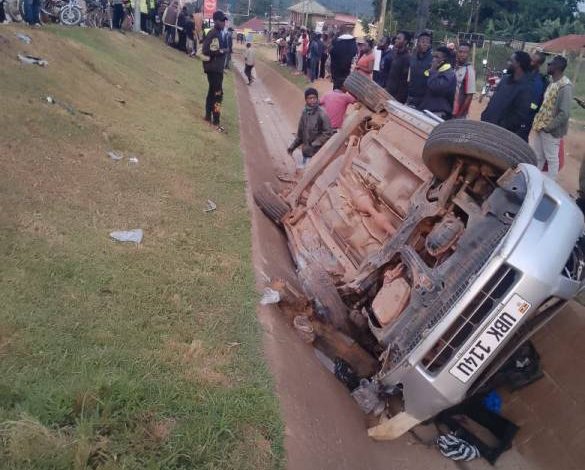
[481,51,532,140]
[202,10,228,132]
[329,34,358,90]
[407,31,433,107]
[385,31,411,103]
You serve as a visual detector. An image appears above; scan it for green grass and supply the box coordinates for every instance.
[255,45,309,91]
[0,25,282,469]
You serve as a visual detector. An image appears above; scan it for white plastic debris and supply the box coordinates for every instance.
[16,33,32,44]
[260,287,281,305]
[204,199,217,213]
[263,97,274,105]
[107,151,123,161]
[314,349,335,374]
[351,379,384,415]
[46,96,55,104]
[128,157,139,164]
[109,229,143,244]
[18,53,48,66]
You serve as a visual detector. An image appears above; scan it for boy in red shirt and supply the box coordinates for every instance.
[320,84,357,129]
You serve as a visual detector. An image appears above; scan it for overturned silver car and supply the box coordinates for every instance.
[254,73,585,439]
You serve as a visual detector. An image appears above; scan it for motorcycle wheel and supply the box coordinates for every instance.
[59,5,82,25]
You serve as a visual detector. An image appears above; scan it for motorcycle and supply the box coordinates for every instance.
[478,69,503,103]
[15,0,81,24]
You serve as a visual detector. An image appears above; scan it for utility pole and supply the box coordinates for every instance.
[378,0,388,40]
[415,0,431,34]
[473,0,481,32]
[133,0,141,32]
[269,4,272,35]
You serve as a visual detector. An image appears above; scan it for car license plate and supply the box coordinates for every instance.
[449,294,531,384]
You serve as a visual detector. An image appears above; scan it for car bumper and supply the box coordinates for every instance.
[379,164,585,421]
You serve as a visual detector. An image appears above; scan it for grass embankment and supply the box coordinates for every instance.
[0,25,282,469]
[253,44,312,91]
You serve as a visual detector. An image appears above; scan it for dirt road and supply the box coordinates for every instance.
[232,56,538,470]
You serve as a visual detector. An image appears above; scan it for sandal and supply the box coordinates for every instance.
[216,126,225,133]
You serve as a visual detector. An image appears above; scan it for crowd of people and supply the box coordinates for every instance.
[271,27,573,179]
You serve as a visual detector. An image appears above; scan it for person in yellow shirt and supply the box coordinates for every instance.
[530,56,573,179]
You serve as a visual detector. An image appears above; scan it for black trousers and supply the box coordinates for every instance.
[205,71,224,125]
[112,4,124,29]
[244,65,254,83]
[320,53,327,79]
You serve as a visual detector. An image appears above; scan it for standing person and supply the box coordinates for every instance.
[112,0,125,29]
[329,33,358,89]
[295,32,306,75]
[244,42,256,85]
[452,42,476,119]
[418,46,457,119]
[309,33,323,82]
[177,6,187,52]
[481,51,532,140]
[373,36,390,86]
[320,84,357,129]
[287,88,334,167]
[385,31,411,103]
[355,39,375,78]
[531,55,573,179]
[24,0,40,25]
[527,51,548,130]
[320,33,330,79]
[202,10,229,132]
[140,0,151,33]
[302,31,309,75]
[407,31,433,108]
[225,27,234,70]
[185,14,196,56]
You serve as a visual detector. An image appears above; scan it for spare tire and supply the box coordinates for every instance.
[344,72,391,113]
[422,120,538,181]
[253,182,290,226]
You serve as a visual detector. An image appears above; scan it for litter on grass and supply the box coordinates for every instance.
[204,199,217,213]
[260,287,281,305]
[109,229,143,244]
[18,54,48,66]
[15,33,31,44]
[128,157,139,164]
[107,151,123,161]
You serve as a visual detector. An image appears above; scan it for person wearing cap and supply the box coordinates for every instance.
[287,88,334,167]
[202,10,229,132]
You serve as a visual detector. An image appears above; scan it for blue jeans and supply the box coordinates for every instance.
[25,0,40,24]
[310,57,319,82]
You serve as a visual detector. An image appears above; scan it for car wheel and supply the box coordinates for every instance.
[299,264,350,333]
[422,120,538,181]
[343,71,391,113]
[253,182,290,226]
